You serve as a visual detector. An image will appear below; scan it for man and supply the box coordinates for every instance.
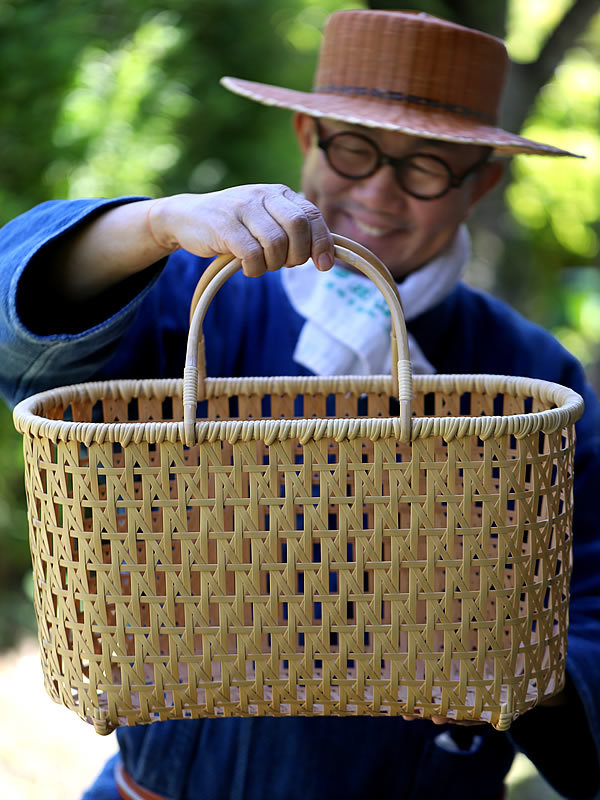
[1,9,599,800]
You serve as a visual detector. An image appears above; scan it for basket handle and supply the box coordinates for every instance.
[184,234,413,444]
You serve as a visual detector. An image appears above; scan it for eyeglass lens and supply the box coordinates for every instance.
[323,131,454,199]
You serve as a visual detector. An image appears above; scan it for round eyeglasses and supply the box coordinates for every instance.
[316,121,490,201]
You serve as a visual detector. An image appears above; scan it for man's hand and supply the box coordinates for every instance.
[148,186,335,277]
[48,186,335,306]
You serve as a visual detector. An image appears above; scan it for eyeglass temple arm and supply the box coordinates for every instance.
[452,150,493,186]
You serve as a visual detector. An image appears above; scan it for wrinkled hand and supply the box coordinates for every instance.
[148,186,335,277]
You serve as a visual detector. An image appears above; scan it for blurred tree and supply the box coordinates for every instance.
[0,0,364,220]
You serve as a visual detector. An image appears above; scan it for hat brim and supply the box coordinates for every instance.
[222,77,583,158]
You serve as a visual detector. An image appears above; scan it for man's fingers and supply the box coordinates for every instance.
[218,221,269,277]
[296,195,334,271]
[268,187,335,270]
[263,192,311,267]
[278,188,334,270]
[243,209,291,273]
[239,187,335,274]
[174,185,334,276]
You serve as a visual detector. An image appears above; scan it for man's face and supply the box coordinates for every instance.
[294,114,500,281]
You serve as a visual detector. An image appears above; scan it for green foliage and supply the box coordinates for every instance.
[507,50,600,260]
[0,0,364,219]
[49,12,191,198]
[506,0,573,62]
[501,6,600,361]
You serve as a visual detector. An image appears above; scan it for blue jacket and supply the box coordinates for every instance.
[1,198,599,800]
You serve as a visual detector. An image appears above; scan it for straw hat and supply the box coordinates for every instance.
[222,9,581,158]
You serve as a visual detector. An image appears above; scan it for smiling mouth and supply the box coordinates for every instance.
[349,215,409,238]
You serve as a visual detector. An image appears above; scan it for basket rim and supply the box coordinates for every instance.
[13,373,584,446]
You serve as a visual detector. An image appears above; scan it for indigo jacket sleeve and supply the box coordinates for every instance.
[0,197,162,406]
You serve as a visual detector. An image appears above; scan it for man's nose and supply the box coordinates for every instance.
[352,163,408,206]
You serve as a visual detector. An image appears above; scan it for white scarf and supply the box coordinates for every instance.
[281,224,471,376]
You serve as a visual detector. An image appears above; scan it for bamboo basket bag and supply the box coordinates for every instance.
[13,235,584,735]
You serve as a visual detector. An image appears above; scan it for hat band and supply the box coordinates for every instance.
[314,84,496,125]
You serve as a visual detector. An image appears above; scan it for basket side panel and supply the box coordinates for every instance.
[23,384,577,730]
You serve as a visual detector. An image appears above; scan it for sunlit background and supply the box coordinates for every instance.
[0,2,597,798]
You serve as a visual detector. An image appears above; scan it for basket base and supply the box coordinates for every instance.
[66,658,564,733]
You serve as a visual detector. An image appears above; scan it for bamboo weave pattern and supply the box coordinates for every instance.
[15,375,581,733]
[13,237,584,733]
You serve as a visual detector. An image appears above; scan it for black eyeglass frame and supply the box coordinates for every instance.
[315,120,491,201]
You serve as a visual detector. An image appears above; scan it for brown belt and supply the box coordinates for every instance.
[115,761,167,800]
[115,756,506,800]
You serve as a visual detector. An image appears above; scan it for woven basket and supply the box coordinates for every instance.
[13,236,584,734]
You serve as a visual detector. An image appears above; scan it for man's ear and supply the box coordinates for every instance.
[469,160,504,207]
[293,112,315,156]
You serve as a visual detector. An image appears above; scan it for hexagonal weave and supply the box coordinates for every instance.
[13,239,584,734]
